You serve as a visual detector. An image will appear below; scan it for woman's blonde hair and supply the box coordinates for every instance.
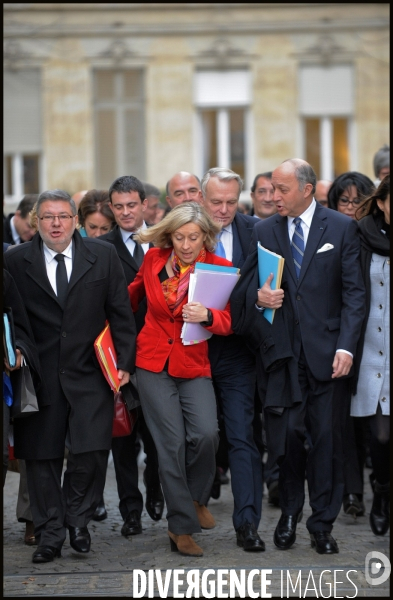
[28,202,39,232]
[135,201,221,252]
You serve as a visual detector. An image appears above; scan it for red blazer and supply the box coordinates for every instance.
[128,247,233,379]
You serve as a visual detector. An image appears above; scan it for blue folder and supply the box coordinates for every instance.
[3,312,16,368]
[257,242,284,324]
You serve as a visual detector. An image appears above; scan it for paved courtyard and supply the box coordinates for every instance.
[3,456,390,597]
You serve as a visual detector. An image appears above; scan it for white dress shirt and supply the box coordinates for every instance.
[287,198,316,248]
[120,222,150,257]
[43,241,73,296]
[220,223,233,262]
[10,216,20,245]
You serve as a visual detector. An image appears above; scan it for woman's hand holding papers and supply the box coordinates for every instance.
[256,273,284,310]
[182,302,209,323]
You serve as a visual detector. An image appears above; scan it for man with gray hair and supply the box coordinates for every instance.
[4,189,136,563]
[249,158,365,554]
[201,167,264,551]
[373,144,389,185]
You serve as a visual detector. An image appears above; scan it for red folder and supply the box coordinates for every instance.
[94,323,121,392]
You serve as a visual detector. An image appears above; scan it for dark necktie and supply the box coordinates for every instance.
[54,253,68,306]
[291,217,304,279]
[214,230,226,258]
[131,234,144,268]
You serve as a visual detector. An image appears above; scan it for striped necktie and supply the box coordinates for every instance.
[214,230,226,258]
[291,217,304,279]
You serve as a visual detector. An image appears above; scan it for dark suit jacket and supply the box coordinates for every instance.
[3,230,137,460]
[208,211,258,365]
[3,214,15,245]
[99,225,151,333]
[251,202,366,381]
[231,212,259,269]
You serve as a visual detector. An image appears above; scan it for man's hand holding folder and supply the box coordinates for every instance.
[256,243,285,324]
[94,324,130,391]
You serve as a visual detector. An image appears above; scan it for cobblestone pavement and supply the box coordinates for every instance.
[3,457,390,597]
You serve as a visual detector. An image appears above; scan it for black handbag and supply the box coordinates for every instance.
[10,357,39,419]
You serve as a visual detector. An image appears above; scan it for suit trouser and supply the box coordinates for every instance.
[136,368,218,535]
[26,449,108,549]
[278,359,344,533]
[17,459,33,522]
[211,354,262,531]
[334,378,363,497]
[111,412,160,520]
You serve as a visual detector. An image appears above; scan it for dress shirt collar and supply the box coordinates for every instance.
[10,216,20,244]
[288,198,316,231]
[221,222,233,235]
[43,240,73,264]
[120,221,147,244]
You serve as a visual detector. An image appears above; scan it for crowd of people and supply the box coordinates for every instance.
[3,144,390,564]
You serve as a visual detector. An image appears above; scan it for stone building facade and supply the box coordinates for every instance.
[3,3,389,210]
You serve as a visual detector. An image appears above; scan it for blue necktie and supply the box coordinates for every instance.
[291,217,304,279]
[215,230,226,258]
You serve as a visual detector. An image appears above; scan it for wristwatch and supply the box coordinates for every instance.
[200,309,213,327]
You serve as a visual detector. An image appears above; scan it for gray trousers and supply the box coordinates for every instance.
[136,369,219,535]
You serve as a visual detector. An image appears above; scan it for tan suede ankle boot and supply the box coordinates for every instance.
[193,501,216,529]
[168,531,203,556]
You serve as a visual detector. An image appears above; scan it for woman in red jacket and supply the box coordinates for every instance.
[128,202,233,557]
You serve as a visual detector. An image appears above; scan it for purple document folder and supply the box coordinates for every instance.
[181,268,239,345]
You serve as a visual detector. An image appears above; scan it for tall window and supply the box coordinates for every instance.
[94,70,145,188]
[194,70,251,185]
[4,69,42,200]
[299,65,354,180]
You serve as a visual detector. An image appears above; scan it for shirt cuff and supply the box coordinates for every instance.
[255,304,265,312]
[336,349,353,358]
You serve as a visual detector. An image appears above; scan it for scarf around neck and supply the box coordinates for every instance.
[358,213,390,257]
[162,247,206,315]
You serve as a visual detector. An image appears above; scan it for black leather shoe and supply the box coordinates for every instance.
[121,510,142,536]
[370,481,390,536]
[92,500,108,522]
[310,531,339,554]
[343,493,364,517]
[274,512,302,550]
[217,467,229,485]
[32,545,61,563]
[236,522,265,552]
[69,526,91,553]
[143,474,164,521]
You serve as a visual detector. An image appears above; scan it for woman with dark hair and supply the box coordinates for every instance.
[128,202,233,557]
[327,171,376,518]
[77,190,115,237]
[328,172,375,219]
[351,176,390,536]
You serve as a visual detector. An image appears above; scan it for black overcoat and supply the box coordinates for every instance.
[99,225,150,332]
[3,230,137,460]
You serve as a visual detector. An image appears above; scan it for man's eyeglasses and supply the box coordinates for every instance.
[39,214,75,222]
[337,198,362,206]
